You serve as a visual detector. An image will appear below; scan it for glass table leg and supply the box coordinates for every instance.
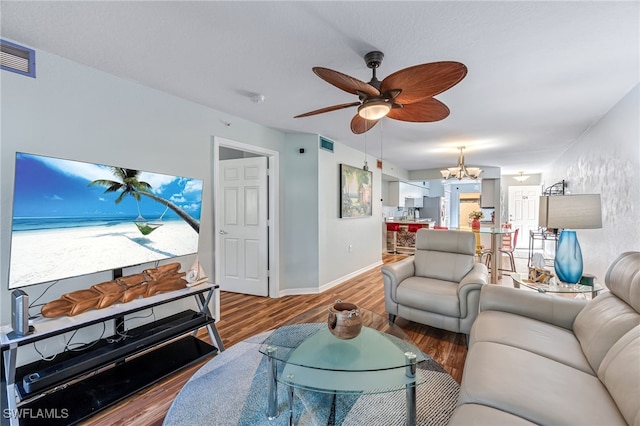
[405,352,417,426]
[288,385,294,426]
[266,345,278,420]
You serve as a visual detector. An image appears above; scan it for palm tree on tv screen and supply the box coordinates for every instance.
[89,168,199,233]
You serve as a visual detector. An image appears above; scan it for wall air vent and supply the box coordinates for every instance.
[1,40,36,78]
[319,136,334,153]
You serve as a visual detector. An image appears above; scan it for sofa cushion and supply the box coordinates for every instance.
[396,276,460,318]
[597,325,640,426]
[573,291,640,373]
[471,310,594,375]
[458,341,627,425]
[448,403,537,425]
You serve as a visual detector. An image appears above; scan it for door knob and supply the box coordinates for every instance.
[219,230,228,235]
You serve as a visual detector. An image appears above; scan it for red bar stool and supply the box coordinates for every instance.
[386,223,400,253]
[407,224,424,233]
[406,224,423,253]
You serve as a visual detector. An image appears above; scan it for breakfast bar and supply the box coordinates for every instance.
[385,220,433,253]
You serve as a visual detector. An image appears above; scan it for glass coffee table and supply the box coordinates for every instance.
[259,305,428,426]
[511,272,604,299]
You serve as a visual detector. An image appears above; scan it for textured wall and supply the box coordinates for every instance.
[543,85,639,282]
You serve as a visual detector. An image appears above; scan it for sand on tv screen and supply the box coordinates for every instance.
[8,152,203,290]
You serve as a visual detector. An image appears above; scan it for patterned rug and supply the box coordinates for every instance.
[164,329,460,426]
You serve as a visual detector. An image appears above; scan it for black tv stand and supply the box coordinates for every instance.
[1,284,224,426]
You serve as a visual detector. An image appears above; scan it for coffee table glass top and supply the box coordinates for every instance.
[511,273,604,295]
[258,305,428,394]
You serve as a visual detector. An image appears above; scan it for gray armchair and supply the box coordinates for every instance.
[381,228,488,336]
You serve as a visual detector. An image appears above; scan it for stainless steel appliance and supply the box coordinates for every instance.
[421,197,445,227]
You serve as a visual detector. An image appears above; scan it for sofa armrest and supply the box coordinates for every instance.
[381,257,415,301]
[479,285,587,330]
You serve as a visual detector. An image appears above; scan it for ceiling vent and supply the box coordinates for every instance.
[1,40,36,78]
[319,136,334,153]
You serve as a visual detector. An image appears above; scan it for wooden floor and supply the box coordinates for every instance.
[83,253,470,426]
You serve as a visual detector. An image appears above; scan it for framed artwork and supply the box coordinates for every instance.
[340,164,373,218]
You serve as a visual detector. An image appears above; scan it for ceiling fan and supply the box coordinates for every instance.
[294,51,467,134]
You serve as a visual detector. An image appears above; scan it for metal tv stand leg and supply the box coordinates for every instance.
[4,342,19,426]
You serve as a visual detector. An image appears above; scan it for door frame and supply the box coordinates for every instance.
[213,136,280,298]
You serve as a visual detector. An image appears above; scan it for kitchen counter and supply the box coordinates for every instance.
[384,219,435,226]
[384,220,434,253]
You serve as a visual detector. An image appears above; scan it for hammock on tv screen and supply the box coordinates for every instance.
[134,221,163,235]
[134,204,169,235]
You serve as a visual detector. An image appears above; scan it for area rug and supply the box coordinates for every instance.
[164,328,460,426]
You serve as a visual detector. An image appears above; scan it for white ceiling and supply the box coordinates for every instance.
[2,1,638,175]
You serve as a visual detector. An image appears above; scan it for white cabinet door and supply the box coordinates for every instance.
[481,179,496,207]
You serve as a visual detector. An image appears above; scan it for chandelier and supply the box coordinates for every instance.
[513,171,530,182]
[440,147,483,180]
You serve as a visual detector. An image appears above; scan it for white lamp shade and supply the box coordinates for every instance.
[357,101,391,120]
[539,194,602,229]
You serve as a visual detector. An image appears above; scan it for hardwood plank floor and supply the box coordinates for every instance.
[82,253,471,426]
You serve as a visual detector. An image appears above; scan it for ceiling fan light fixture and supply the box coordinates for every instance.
[357,100,391,120]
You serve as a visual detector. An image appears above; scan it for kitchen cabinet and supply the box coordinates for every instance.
[388,182,428,207]
[480,179,497,208]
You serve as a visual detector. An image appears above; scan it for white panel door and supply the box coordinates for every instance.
[219,157,268,296]
[508,185,541,249]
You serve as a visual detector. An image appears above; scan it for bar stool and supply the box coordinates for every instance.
[485,228,520,273]
[386,222,400,253]
[407,224,423,253]
[407,224,424,233]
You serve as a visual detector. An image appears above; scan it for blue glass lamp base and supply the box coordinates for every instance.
[554,230,583,284]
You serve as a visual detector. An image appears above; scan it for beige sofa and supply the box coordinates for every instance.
[381,229,488,336]
[449,251,640,425]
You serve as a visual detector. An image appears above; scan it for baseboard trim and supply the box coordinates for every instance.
[278,260,383,297]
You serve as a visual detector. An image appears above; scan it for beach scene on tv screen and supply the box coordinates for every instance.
[8,152,203,289]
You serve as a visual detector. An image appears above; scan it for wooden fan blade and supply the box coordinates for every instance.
[380,61,467,104]
[350,115,380,134]
[386,97,450,122]
[313,67,380,97]
[294,101,361,118]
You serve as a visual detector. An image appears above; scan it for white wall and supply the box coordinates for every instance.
[318,145,383,289]
[1,42,386,342]
[542,84,640,282]
[281,133,320,291]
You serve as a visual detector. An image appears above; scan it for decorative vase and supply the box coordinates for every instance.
[471,218,481,230]
[554,230,583,284]
[328,301,362,340]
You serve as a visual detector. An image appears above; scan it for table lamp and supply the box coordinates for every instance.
[539,194,602,284]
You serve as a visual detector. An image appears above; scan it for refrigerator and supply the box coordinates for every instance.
[421,197,446,227]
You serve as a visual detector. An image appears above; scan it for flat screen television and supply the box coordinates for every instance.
[7,152,203,290]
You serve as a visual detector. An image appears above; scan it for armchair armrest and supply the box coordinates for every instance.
[457,263,488,319]
[479,285,587,330]
[381,257,415,301]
